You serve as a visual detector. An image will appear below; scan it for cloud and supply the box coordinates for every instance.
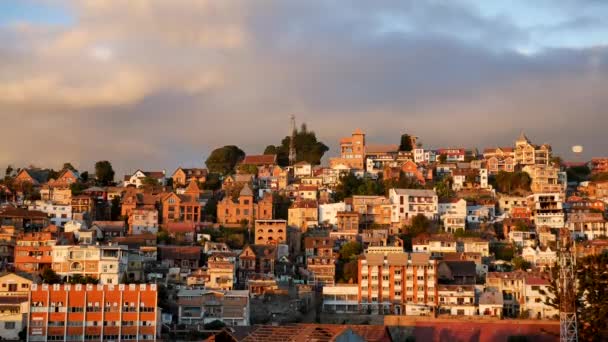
[0,1,607,175]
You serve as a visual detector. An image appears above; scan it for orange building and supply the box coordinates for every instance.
[336,212,359,231]
[160,181,203,224]
[171,167,208,187]
[217,184,273,226]
[28,283,158,341]
[14,232,56,272]
[254,220,287,245]
[330,129,366,170]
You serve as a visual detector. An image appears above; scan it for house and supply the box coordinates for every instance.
[439,198,467,233]
[288,200,318,231]
[389,188,438,223]
[483,147,515,160]
[123,169,166,187]
[437,261,476,285]
[522,246,557,270]
[203,241,231,255]
[514,132,551,166]
[158,245,203,270]
[171,167,208,186]
[437,285,476,316]
[523,164,565,193]
[165,222,196,243]
[0,206,49,230]
[129,208,159,235]
[241,155,277,169]
[329,129,367,170]
[486,156,516,174]
[14,232,56,272]
[322,284,359,314]
[40,183,72,205]
[237,245,277,285]
[13,168,50,186]
[566,212,607,240]
[160,181,205,224]
[121,190,157,217]
[351,195,392,226]
[359,252,437,316]
[336,211,359,232]
[254,220,287,245]
[459,238,490,257]
[296,184,318,201]
[437,148,466,162]
[498,195,528,215]
[207,252,236,290]
[294,161,313,178]
[318,202,350,226]
[91,221,126,240]
[177,289,250,327]
[51,244,128,284]
[523,276,559,319]
[412,234,458,254]
[217,184,273,226]
[27,200,72,227]
[28,283,158,341]
[0,273,31,340]
[304,237,336,286]
[478,289,503,318]
[71,195,96,217]
[486,271,527,316]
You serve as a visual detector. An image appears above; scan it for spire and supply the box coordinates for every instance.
[517,130,529,143]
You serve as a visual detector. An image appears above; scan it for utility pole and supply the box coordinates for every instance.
[559,228,578,342]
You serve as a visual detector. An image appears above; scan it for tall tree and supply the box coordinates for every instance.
[399,133,414,152]
[94,161,115,185]
[205,145,245,175]
[266,123,329,166]
[62,162,77,172]
[576,253,608,340]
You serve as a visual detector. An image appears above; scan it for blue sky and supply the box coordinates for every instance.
[0,1,72,26]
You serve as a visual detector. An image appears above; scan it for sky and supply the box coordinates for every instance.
[1,0,607,176]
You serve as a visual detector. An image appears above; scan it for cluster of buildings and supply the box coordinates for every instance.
[0,128,607,339]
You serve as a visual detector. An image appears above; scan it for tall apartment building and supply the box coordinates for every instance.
[358,252,437,316]
[305,237,336,286]
[389,188,438,223]
[528,193,564,228]
[523,164,565,193]
[27,283,158,341]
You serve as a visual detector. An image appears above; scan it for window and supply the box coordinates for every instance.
[4,322,15,329]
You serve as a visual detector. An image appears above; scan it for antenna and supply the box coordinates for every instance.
[558,228,578,342]
[289,115,296,166]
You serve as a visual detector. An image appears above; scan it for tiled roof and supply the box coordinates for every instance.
[242,155,277,165]
[392,188,436,197]
[165,222,195,233]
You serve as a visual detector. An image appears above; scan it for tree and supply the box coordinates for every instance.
[110,196,122,221]
[492,171,531,194]
[141,176,159,187]
[511,256,531,270]
[407,214,431,236]
[204,320,226,330]
[438,154,448,164]
[70,182,87,196]
[62,162,77,172]
[339,241,362,261]
[341,260,358,283]
[575,252,608,340]
[80,171,89,182]
[399,133,414,152]
[95,161,115,185]
[5,165,13,178]
[434,177,454,199]
[205,145,245,175]
[238,164,258,175]
[265,123,329,166]
[41,268,61,284]
[202,197,218,222]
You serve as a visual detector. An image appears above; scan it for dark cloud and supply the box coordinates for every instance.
[0,1,607,175]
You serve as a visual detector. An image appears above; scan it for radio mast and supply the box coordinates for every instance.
[559,228,578,342]
[289,115,296,166]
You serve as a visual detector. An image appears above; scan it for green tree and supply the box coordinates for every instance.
[41,268,62,284]
[110,196,122,221]
[202,197,218,222]
[339,241,362,261]
[438,154,448,164]
[62,162,77,172]
[492,171,531,194]
[80,171,89,182]
[576,252,608,340]
[341,260,359,283]
[94,160,115,185]
[399,133,414,152]
[272,193,291,220]
[238,164,258,175]
[205,145,245,175]
[406,214,431,236]
[266,123,329,166]
[70,182,87,196]
[434,177,454,199]
[511,256,531,270]
[202,173,222,191]
[204,320,226,330]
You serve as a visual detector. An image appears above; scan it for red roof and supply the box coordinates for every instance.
[165,222,196,233]
[242,155,277,166]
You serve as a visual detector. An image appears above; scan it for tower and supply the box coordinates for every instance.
[289,115,297,166]
[558,228,578,342]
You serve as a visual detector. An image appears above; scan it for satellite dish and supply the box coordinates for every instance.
[572,145,583,153]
